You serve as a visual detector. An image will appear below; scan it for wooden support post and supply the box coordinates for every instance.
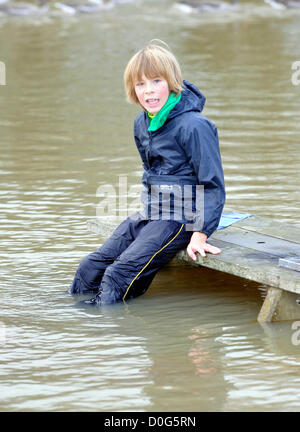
[258,287,300,323]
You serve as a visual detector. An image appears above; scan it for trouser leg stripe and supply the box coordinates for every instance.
[122,224,184,301]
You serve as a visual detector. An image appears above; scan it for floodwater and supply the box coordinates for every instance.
[1,0,300,412]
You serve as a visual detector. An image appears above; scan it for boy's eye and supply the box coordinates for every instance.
[153,79,161,84]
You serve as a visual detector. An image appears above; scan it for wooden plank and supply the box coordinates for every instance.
[279,257,300,272]
[232,215,300,244]
[87,217,300,294]
[211,225,300,258]
[176,238,300,294]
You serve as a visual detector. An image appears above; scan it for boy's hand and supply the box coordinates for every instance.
[186,232,221,261]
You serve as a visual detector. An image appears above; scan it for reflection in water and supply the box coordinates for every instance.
[0,0,300,411]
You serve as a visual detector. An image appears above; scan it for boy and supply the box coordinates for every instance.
[70,41,225,306]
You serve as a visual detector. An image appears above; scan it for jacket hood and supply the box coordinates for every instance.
[169,79,206,119]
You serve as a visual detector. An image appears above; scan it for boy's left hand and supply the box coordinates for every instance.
[186,232,221,261]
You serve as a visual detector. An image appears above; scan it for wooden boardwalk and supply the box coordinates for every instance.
[87,214,300,323]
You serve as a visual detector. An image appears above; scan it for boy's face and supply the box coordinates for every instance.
[134,74,170,114]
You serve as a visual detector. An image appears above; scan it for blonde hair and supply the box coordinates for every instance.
[124,40,183,105]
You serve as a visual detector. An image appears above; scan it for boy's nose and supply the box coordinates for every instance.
[145,83,154,93]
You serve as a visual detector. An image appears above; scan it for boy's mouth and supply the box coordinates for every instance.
[146,98,159,104]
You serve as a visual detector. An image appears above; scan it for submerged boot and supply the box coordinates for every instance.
[78,292,102,307]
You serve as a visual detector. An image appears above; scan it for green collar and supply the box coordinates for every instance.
[147,92,181,132]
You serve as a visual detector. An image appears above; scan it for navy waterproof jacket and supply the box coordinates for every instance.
[134,80,226,238]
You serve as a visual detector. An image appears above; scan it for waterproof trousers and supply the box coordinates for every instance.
[70,215,193,305]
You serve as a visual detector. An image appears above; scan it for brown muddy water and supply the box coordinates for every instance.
[0,0,300,412]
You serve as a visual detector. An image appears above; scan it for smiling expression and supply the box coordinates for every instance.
[134,74,170,115]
